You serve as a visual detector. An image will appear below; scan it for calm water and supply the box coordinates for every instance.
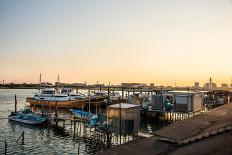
[0,89,159,155]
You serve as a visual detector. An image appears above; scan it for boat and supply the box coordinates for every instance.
[69,109,98,127]
[61,88,86,100]
[26,88,86,109]
[85,92,108,107]
[8,108,46,125]
[69,109,94,120]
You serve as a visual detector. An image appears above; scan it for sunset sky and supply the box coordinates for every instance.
[1,0,232,86]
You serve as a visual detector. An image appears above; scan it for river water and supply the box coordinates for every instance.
[0,89,159,155]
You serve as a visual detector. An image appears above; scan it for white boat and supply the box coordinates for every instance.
[26,88,86,109]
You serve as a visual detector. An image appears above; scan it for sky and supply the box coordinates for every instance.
[1,0,232,86]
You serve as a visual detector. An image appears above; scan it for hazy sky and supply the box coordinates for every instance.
[1,0,232,86]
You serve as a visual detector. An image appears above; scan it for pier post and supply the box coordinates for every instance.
[88,86,90,96]
[14,94,17,113]
[107,85,110,106]
[80,102,83,137]
[55,101,58,126]
[119,101,122,145]
[33,102,36,111]
[74,119,76,137]
[4,140,7,155]
[41,100,44,115]
[63,120,65,128]
[22,131,25,145]
[122,87,124,100]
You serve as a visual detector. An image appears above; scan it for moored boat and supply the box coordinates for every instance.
[8,108,46,125]
[26,88,86,109]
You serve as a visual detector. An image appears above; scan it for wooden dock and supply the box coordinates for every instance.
[97,103,232,155]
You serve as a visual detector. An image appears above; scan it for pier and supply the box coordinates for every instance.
[97,103,232,155]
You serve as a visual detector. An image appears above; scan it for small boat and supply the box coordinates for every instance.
[69,109,98,127]
[85,92,108,107]
[26,88,86,109]
[69,109,94,120]
[8,108,46,125]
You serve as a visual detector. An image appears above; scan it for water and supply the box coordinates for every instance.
[0,89,159,154]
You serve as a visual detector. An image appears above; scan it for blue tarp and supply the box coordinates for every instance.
[69,109,94,118]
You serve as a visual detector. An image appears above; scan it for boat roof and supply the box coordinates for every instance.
[108,103,140,109]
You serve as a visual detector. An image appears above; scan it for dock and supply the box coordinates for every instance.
[97,103,232,155]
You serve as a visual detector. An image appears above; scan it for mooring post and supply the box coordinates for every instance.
[33,101,36,111]
[22,131,25,145]
[55,101,58,126]
[15,94,17,113]
[122,87,124,100]
[4,140,7,155]
[119,101,122,145]
[41,100,44,115]
[107,85,110,106]
[63,120,65,128]
[74,119,76,136]
[80,102,83,137]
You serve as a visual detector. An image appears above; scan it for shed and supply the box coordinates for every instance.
[175,93,203,112]
[107,103,140,134]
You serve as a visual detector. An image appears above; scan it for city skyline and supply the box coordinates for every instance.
[1,0,232,86]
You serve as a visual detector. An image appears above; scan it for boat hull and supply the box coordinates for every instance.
[83,97,107,107]
[26,97,86,109]
[8,116,45,125]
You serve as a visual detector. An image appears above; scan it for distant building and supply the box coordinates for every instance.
[221,84,229,89]
[150,83,154,87]
[193,82,200,88]
[203,78,217,90]
[203,83,217,90]
[121,83,147,88]
[72,83,87,87]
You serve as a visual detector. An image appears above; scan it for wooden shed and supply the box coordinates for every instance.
[175,93,203,112]
[107,103,140,134]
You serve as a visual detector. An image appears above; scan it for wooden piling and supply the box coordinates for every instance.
[41,100,44,115]
[4,140,7,155]
[107,85,110,106]
[22,131,25,145]
[74,119,76,136]
[14,94,17,113]
[55,101,58,126]
[79,102,83,137]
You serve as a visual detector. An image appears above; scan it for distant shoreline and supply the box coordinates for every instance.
[0,87,38,89]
